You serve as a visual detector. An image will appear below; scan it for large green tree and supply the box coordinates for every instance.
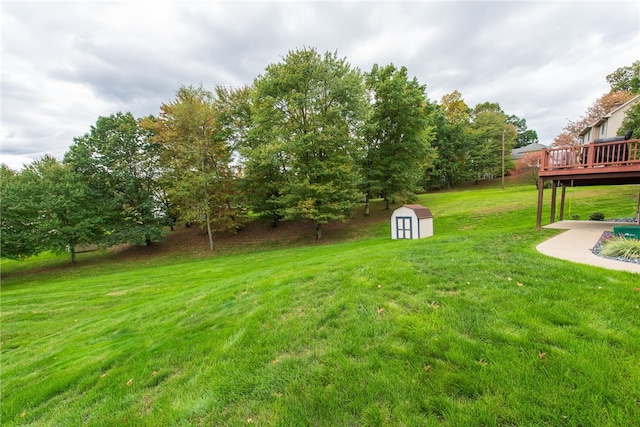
[507,114,539,148]
[362,64,435,211]
[0,164,42,260]
[429,91,473,189]
[248,48,367,239]
[65,112,166,247]
[467,102,517,183]
[143,85,240,251]
[11,156,103,262]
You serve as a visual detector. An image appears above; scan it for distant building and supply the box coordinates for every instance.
[512,142,547,171]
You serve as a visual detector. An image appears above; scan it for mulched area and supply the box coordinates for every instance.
[591,229,640,265]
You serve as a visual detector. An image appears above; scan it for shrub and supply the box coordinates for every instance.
[600,237,640,260]
[589,212,605,221]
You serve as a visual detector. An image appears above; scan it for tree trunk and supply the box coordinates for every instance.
[70,246,76,263]
[206,211,214,251]
[315,222,322,240]
[384,197,390,210]
[364,193,370,216]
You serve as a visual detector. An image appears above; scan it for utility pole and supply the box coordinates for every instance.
[501,129,506,189]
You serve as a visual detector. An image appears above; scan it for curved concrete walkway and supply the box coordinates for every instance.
[537,221,640,274]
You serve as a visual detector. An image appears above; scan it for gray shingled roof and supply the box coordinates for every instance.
[512,143,547,159]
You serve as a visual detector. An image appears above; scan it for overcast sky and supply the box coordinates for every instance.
[2,1,638,170]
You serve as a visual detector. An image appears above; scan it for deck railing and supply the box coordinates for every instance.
[541,138,640,172]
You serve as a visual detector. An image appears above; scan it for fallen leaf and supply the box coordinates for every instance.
[478,358,488,366]
[377,308,384,315]
[152,371,157,377]
[538,352,546,360]
[126,378,133,387]
[423,365,431,372]
[21,411,26,417]
[507,277,513,281]
[517,282,524,287]
[100,372,107,378]
[377,285,381,288]
[634,288,640,291]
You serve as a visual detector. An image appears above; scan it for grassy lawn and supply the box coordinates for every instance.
[2,184,639,426]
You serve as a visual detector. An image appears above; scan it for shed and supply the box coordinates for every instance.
[391,204,433,239]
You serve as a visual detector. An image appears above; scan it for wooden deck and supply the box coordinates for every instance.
[536,139,640,229]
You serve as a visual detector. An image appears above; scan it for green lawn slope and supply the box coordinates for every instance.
[2,183,639,426]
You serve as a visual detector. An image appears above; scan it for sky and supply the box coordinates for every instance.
[2,0,639,170]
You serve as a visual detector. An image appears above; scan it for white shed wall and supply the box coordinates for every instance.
[391,206,433,239]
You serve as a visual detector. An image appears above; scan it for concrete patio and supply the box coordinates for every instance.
[537,221,640,274]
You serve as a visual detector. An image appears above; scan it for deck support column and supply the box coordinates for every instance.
[550,180,557,224]
[536,177,544,230]
[559,184,566,221]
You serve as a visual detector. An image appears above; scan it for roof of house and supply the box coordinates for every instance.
[512,142,547,159]
[402,204,433,219]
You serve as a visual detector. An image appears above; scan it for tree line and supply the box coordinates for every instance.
[1,47,536,260]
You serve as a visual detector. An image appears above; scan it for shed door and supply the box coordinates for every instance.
[396,216,412,239]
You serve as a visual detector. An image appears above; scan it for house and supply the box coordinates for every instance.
[390,204,433,239]
[580,95,640,144]
[512,142,547,170]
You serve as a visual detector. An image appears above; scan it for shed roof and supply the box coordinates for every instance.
[403,204,433,219]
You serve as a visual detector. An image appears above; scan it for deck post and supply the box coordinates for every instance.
[550,180,557,224]
[559,184,566,221]
[536,177,544,230]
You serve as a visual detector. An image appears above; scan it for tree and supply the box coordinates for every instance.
[0,164,42,260]
[606,60,640,94]
[362,63,435,211]
[429,91,473,189]
[467,102,516,183]
[143,85,240,251]
[507,114,539,148]
[18,156,102,262]
[249,48,367,239]
[619,102,640,139]
[65,112,166,247]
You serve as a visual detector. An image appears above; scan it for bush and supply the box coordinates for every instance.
[589,212,605,221]
[600,237,640,260]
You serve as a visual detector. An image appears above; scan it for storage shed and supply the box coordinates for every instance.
[391,204,433,239]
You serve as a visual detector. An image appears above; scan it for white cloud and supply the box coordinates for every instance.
[2,0,639,170]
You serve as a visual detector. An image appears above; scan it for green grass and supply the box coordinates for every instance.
[2,184,640,426]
